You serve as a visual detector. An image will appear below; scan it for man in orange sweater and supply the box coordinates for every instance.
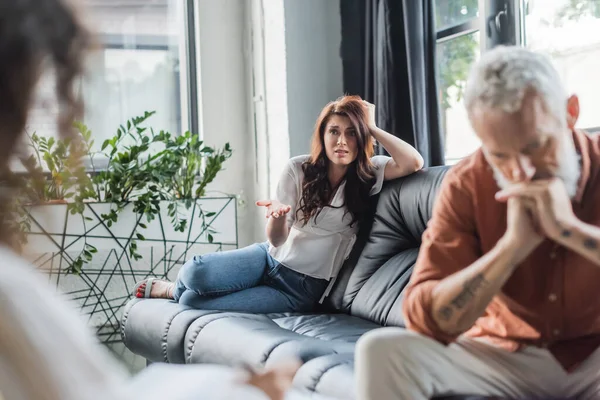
[356,46,600,399]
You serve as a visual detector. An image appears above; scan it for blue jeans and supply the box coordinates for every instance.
[172,242,329,313]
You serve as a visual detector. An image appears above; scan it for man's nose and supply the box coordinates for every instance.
[510,155,535,182]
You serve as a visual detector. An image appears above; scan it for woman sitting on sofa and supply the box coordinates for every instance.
[135,96,424,312]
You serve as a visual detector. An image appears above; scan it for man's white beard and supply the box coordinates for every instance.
[491,140,581,199]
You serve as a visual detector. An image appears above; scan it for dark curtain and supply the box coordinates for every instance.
[340,0,444,166]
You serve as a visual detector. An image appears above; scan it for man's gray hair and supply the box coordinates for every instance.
[464,46,567,124]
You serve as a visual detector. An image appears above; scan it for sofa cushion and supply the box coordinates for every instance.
[293,353,355,399]
[341,167,449,325]
[122,298,217,363]
[184,312,378,367]
[271,313,379,342]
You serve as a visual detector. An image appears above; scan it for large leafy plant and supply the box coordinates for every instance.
[17,112,232,272]
[90,111,166,261]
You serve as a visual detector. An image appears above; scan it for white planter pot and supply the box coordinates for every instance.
[23,196,238,343]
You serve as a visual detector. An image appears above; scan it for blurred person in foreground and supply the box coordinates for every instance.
[0,1,313,400]
[356,46,600,399]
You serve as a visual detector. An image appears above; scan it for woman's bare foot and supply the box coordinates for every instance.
[135,279,175,299]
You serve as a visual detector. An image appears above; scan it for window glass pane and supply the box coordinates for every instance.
[437,31,481,164]
[524,0,600,129]
[28,0,188,148]
[435,0,479,30]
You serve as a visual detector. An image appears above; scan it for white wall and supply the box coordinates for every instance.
[196,0,256,246]
[283,0,344,156]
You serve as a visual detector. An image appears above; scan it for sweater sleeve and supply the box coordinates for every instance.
[0,250,128,400]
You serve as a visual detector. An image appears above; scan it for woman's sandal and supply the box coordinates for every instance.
[133,278,155,298]
[133,278,173,299]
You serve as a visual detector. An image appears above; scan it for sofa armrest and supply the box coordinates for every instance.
[121,298,219,363]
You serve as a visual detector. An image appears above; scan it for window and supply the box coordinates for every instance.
[435,0,600,164]
[436,0,479,30]
[28,0,196,149]
[435,0,482,164]
[523,0,600,131]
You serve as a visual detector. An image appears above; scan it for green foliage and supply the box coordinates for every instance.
[3,186,32,254]
[435,0,478,29]
[555,0,600,25]
[153,131,233,234]
[434,0,479,115]
[16,112,232,273]
[435,0,595,115]
[437,33,479,109]
[154,130,233,200]
[90,111,165,261]
[23,131,97,209]
[96,111,161,203]
[21,129,98,274]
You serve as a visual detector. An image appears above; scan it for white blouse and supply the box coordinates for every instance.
[268,155,390,299]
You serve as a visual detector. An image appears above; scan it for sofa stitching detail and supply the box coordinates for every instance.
[160,307,201,363]
[261,338,295,365]
[186,314,272,364]
[161,311,179,362]
[186,313,241,364]
[186,319,208,364]
[310,355,349,393]
[120,299,140,346]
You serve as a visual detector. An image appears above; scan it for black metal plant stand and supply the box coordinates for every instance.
[24,196,238,345]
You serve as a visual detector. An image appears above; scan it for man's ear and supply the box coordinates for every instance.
[566,94,580,129]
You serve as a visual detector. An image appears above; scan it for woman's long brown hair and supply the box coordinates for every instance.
[0,0,92,251]
[296,95,377,227]
[0,3,93,399]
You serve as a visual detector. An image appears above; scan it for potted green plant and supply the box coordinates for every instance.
[19,111,234,272]
[17,111,236,345]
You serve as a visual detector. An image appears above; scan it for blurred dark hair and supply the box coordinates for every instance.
[0,0,93,249]
[297,95,376,227]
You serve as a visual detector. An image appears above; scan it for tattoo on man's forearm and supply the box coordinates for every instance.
[438,306,454,321]
[559,226,599,252]
[561,229,572,238]
[584,238,598,250]
[449,274,489,310]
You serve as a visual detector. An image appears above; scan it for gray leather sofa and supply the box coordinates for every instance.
[121,166,490,400]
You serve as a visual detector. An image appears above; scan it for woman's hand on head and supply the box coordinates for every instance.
[256,200,291,219]
[362,100,377,129]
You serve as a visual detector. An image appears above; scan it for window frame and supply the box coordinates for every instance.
[435,1,485,164]
[436,19,479,42]
[76,1,201,171]
[184,0,200,137]
[92,1,200,137]
[436,0,599,165]
[516,0,600,134]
